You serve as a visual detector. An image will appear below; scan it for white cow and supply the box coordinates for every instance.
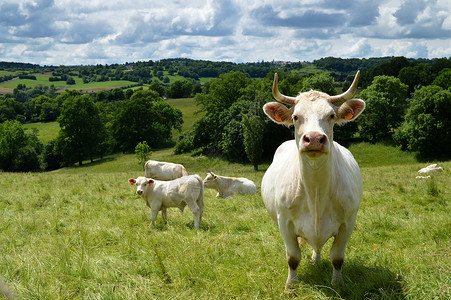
[417,164,443,175]
[144,160,188,180]
[203,172,257,198]
[128,175,204,228]
[261,71,365,289]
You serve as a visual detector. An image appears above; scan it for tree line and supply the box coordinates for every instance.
[0,87,183,171]
[0,56,450,172]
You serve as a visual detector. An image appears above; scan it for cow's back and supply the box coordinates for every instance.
[164,175,203,203]
[146,160,186,180]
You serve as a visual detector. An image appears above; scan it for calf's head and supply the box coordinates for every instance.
[128,177,154,195]
[203,172,217,189]
[263,71,365,159]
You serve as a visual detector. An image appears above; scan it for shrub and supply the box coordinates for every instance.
[135,141,152,169]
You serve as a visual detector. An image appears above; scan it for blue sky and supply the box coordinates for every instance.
[0,0,450,66]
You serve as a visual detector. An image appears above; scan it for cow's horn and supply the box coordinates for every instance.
[272,73,297,106]
[330,70,360,103]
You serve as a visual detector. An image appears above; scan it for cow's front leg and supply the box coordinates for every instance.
[150,209,159,226]
[279,218,301,290]
[329,219,356,286]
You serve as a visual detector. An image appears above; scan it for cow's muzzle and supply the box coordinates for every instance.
[137,190,143,195]
[301,132,328,155]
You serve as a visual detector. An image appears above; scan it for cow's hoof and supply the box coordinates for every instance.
[331,275,344,286]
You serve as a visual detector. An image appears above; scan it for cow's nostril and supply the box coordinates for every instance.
[320,136,326,144]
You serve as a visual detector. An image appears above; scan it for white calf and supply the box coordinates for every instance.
[129,175,204,228]
[203,172,257,198]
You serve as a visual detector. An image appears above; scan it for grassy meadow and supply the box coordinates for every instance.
[0,74,137,93]
[1,96,450,299]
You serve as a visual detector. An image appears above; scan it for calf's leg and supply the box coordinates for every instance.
[161,208,167,223]
[150,209,158,226]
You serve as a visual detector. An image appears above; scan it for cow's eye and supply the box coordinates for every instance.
[329,113,336,120]
[293,115,299,122]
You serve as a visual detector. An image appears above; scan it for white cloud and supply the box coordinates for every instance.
[0,0,449,65]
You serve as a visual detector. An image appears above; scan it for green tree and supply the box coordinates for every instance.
[149,82,166,97]
[167,80,193,98]
[394,85,451,159]
[0,120,42,171]
[57,94,106,166]
[399,64,433,94]
[301,72,336,95]
[432,68,451,89]
[135,141,152,169]
[32,95,59,121]
[113,90,183,152]
[191,71,252,154]
[358,76,409,141]
[242,112,264,171]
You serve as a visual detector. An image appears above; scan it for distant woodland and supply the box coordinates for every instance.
[0,56,450,171]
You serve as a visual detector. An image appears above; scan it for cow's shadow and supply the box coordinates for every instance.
[296,260,406,299]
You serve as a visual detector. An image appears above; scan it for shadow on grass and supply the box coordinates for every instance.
[149,220,216,232]
[296,260,406,299]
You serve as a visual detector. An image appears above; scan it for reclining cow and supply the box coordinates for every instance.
[203,172,257,198]
[129,175,204,228]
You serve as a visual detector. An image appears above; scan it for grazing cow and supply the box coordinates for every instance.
[128,175,204,228]
[144,160,188,181]
[418,164,443,175]
[261,71,365,288]
[203,172,257,198]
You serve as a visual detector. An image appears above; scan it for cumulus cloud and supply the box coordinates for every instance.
[0,0,449,65]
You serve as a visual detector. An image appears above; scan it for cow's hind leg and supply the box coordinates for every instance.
[279,220,301,290]
[187,200,201,229]
[161,208,167,223]
[329,219,356,286]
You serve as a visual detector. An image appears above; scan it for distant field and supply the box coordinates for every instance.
[0,73,138,94]
[166,97,203,140]
[21,97,200,145]
[23,122,60,144]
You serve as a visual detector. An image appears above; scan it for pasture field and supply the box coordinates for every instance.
[0,143,450,299]
[23,122,60,145]
[0,74,138,93]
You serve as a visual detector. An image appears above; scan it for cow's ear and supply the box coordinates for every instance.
[263,102,293,125]
[336,99,365,123]
[148,179,154,186]
[128,178,136,185]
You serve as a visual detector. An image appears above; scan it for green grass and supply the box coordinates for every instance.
[23,122,60,144]
[0,74,137,91]
[166,97,204,141]
[2,94,450,299]
[0,143,449,299]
